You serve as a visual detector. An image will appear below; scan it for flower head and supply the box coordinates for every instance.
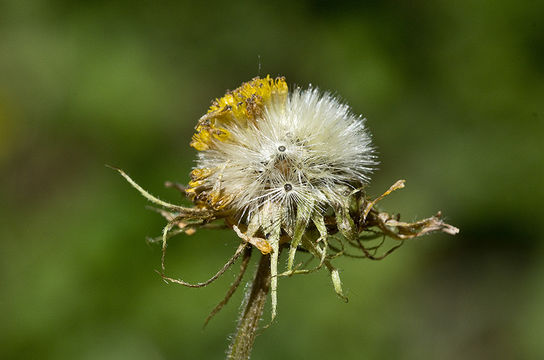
[188,76,376,241]
[112,75,458,324]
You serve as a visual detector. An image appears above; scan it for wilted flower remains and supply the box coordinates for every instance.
[113,75,458,325]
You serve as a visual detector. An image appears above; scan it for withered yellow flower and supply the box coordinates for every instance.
[112,75,458,327]
[186,75,378,319]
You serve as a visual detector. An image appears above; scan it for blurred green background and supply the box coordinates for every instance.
[1,1,543,359]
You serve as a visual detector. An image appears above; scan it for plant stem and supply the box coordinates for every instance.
[226,254,271,360]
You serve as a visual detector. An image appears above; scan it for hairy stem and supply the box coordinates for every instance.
[227,254,271,360]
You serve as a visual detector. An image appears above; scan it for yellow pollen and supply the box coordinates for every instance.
[190,75,288,152]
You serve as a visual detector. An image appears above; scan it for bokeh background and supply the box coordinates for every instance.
[1,1,543,359]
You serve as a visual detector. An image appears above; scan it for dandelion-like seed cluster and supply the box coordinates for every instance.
[188,77,378,317]
[190,79,375,224]
[114,75,458,324]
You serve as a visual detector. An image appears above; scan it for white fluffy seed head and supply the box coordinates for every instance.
[191,83,377,232]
